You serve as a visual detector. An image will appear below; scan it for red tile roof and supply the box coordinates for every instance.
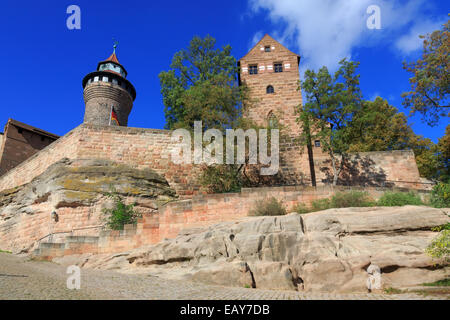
[104,52,120,64]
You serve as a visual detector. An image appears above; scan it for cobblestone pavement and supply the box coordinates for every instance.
[0,253,446,300]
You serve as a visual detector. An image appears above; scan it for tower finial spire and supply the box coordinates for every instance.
[113,38,119,54]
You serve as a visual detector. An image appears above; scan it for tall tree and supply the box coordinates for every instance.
[159,35,247,130]
[436,125,450,181]
[348,97,444,181]
[299,59,363,185]
[402,17,449,126]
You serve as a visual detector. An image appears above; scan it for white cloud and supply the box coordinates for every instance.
[249,0,445,71]
[249,31,264,50]
[395,19,446,55]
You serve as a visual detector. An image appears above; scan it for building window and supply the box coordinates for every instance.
[249,65,258,75]
[266,85,274,94]
[264,46,271,52]
[314,140,321,147]
[268,112,278,128]
[274,63,283,73]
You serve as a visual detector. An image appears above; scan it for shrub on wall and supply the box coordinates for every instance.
[249,197,287,216]
[330,191,376,208]
[311,198,332,212]
[198,164,243,194]
[430,182,450,208]
[294,203,311,214]
[377,191,423,206]
[103,192,141,230]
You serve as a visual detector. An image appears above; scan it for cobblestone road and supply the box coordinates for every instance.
[0,253,446,300]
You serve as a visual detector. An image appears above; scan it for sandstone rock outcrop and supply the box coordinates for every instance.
[73,206,449,293]
[0,158,177,253]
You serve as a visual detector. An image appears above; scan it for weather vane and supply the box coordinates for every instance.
[112,38,119,53]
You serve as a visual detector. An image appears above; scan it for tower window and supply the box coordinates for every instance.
[314,140,321,147]
[268,112,278,128]
[266,85,274,94]
[274,63,283,73]
[249,65,258,75]
[264,46,271,52]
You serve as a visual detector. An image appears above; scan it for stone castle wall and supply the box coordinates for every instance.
[33,185,432,259]
[313,150,431,190]
[0,120,59,176]
[0,123,431,197]
[0,124,201,197]
[0,127,80,191]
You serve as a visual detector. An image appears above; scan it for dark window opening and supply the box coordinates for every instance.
[266,85,274,94]
[314,140,321,147]
[18,128,23,134]
[264,46,271,52]
[249,65,258,75]
[274,63,283,73]
[268,113,278,128]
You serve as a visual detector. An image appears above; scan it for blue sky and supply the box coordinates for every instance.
[0,0,448,142]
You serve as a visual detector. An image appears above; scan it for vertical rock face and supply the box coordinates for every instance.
[89,206,449,293]
[0,158,177,253]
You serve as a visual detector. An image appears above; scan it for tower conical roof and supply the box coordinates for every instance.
[97,50,128,77]
[102,52,120,65]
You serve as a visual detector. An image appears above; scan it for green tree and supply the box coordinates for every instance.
[299,59,363,185]
[436,125,450,181]
[159,35,248,130]
[402,18,449,126]
[348,97,443,181]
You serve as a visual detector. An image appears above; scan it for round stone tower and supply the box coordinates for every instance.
[82,48,136,126]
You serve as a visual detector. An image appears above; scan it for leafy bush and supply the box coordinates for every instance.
[377,191,423,206]
[249,197,287,216]
[294,203,312,214]
[199,164,243,194]
[426,223,450,262]
[330,191,376,208]
[103,193,141,230]
[311,198,331,212]
[430,181,450,208]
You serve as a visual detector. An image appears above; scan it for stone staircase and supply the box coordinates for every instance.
[31,220,155,260]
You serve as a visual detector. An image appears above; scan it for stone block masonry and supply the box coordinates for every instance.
[32,185,431,259]
[0,123,201,197]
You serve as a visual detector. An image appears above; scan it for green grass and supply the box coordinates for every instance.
[423,279,450,287]
[0,249,12,254]
[383,287,403,294]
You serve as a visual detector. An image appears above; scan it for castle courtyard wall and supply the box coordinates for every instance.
[32,185,431,258]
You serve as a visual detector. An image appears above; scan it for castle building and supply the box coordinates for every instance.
[239,35,325,186]
[0,36,431,255]
[0,119,59,176]
[0,36,428,191]
[82,49,136,127]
